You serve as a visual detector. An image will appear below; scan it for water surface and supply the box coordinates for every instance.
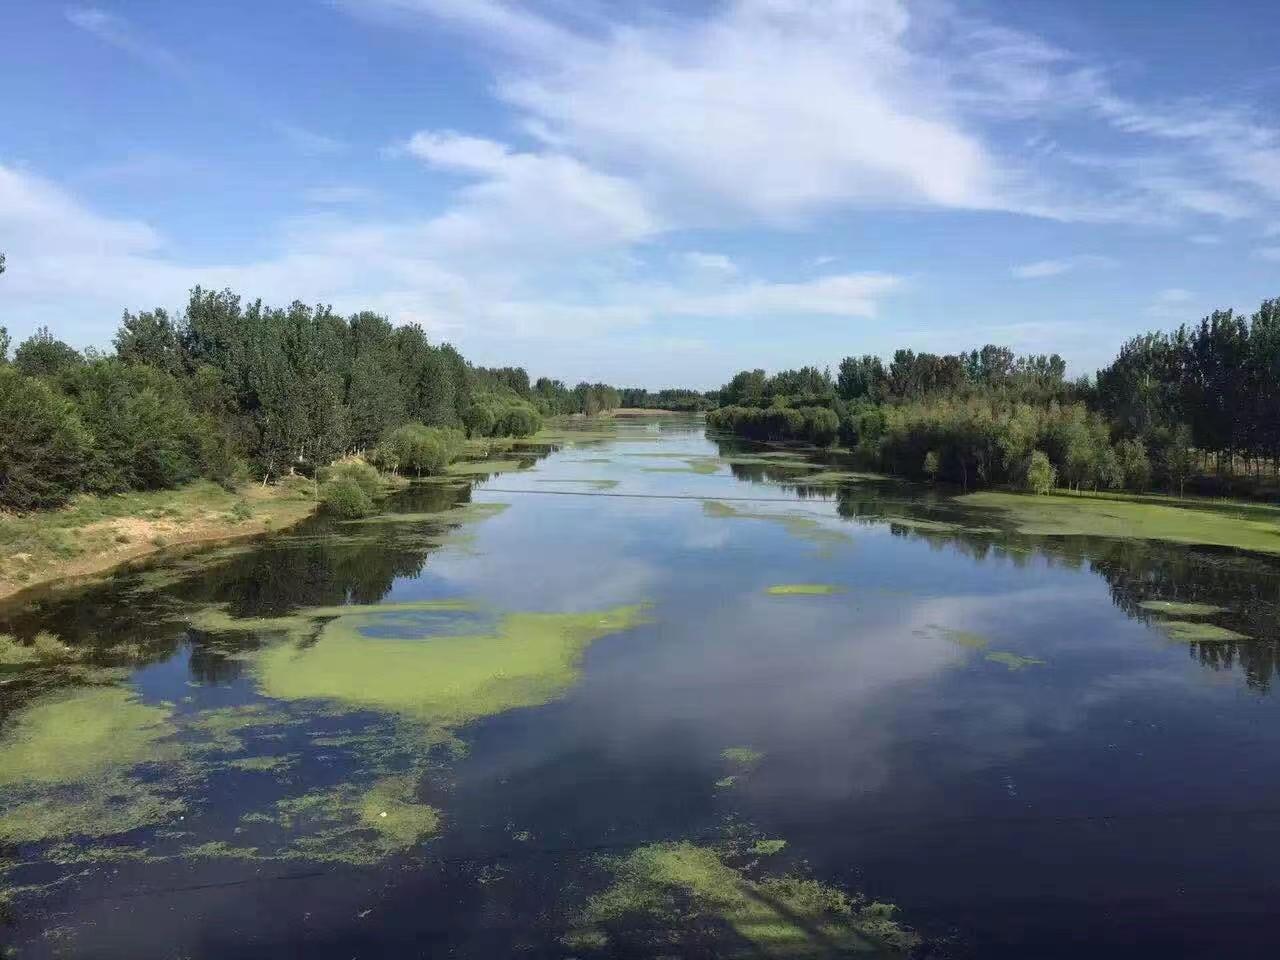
[3,416,1279,958]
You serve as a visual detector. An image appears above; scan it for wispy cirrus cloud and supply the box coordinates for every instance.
[66,7,185,75]
[1012,254,1115,279]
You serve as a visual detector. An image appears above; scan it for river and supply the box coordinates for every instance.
[2,415,1279,958]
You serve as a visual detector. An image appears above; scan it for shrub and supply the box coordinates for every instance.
[500,404,541,438]
[1025,449,1056,494]
[32,630,71,662]
[322,461,382,499]
[462,404,497,439]
[381,423,464,476]
[321,477,374,518]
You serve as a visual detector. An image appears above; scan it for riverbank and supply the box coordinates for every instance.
[0,479,319,602]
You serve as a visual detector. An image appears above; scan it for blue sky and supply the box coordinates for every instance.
[2,1,1279,388]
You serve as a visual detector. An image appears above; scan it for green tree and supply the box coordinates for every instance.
[923,450,940,483]
[14,327,83,378]
[0,367,90,510]
[1025,450,1055,495]
[115,308,181,374]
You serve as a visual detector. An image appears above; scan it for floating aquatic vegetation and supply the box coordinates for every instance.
[535,478,620,490]
[267,775,441,864]
[447,459,526,476]
[225,753,297,774]
[638,456,722,475]
[702,501,852,552]
[0,687,185,845]
[789,470,886,486]
[721,746,763,770]
[0,686,176,787]
[959,491,1280,555]
[765,584,842,596]
[254,603,651,744]
[715,776,739,789]
[564,841,916,957]
[1138,600,1226,617]
[750,839,787,856]
[1159,621,1251,643]
[984,651,1046,671]
[920,624,990,649]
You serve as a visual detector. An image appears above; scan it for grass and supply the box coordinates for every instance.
[960,489,1280,555]
[0,478,317,600]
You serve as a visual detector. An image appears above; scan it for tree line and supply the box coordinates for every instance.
[0,282,632,513]
[708,299,1280,497]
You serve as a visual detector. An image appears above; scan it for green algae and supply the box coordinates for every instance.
[0,788,184,845]
[1138,600,1226,617]
[750,839,788,856]
[985,651,1046,671]
[0,687,186,845]
[189,599,477,648]
[959,490,1280,555]
[765,584,842,596]
[185,704,301,753]
[254,603,651,741]
[722,746,764,770]
[359,775,442,845]
[703,500,852,552]
[791,470,886,486]
[447,459,525,476]
[0,686,176,787]
[1159,621,1252,643]
[566,842,916,957]
[922,625,991,650]
[226,754,297,774]
[269,775,441,863]
[343,501,510,525]
[715,775,739,789]
[535,478,620,490]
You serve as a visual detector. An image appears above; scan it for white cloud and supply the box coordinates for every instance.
[66,7,185,75]
[1145,287,1196,320]
[0,163,902,362]
[403,131,658,254]
[1187,233,1222,245]
[302,185,379,205]
[1012,254,1114,279]
[661,272,902,319]
[680,251,739,277]
[351,0,1280,229]
[276,124,347,156]
[1256,246,1280,262]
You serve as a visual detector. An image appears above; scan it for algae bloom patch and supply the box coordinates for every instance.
[253,603,652,740]
[0,686,185,845]
[765,584,842,596]
[565,841,916,958]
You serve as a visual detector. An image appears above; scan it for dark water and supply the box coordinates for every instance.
[3,416,1280,958]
